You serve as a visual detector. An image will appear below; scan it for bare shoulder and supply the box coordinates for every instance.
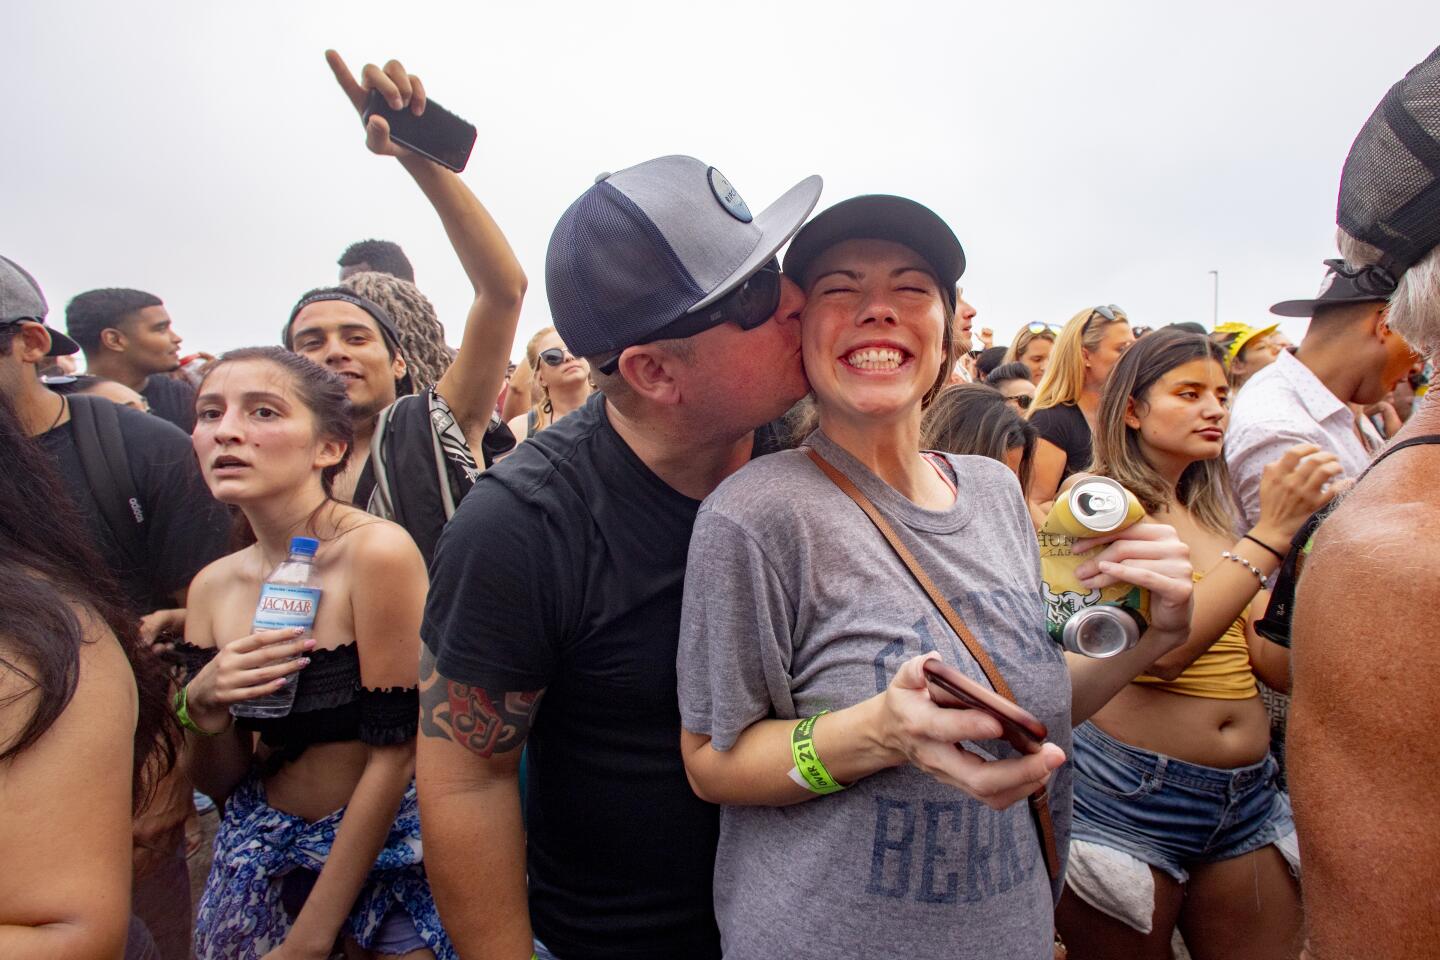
[1293,478,1440,719]
[0,610,136,756]
[339,513,425,573]
[189,548,250,599]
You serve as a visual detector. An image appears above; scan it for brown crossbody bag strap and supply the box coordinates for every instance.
[805,446,1061,882]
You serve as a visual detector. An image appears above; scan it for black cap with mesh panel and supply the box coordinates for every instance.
[1337,46,1440,278]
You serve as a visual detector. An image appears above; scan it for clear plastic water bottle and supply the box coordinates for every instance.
[230,536,322,719]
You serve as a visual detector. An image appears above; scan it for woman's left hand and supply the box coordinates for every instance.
[1071,522,1194,638]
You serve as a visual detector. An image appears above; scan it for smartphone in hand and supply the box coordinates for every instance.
[363,89,477,172]
[922,658,1048,756]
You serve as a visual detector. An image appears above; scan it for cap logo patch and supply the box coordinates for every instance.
[708,167,753,223]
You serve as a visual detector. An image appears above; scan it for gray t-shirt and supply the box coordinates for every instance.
[678,430,1072,960]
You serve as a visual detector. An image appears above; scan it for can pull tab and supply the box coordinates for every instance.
[1076,491,1118,517]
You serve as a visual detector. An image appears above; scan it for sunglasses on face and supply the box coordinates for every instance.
[598,259,782,375]
[1006,393,1032,410]
[538,347,576,367]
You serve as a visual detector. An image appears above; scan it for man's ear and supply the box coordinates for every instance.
[15,322,55,364]
[99,326,127,354]
[1371,303,1394,341]
[616,346,683,406]
[391,351,408,381]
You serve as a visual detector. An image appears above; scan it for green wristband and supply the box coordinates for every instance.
[791,711,845,794]
[173,685,221,736]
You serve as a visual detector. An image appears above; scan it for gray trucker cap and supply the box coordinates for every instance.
[0,255,80,356]
[545,155,822,358]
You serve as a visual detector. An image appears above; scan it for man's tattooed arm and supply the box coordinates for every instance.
[418,645,544,759]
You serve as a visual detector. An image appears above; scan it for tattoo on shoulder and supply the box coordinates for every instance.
[418,646,544,758]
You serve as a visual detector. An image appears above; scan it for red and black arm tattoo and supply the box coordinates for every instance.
[418,645,544,759]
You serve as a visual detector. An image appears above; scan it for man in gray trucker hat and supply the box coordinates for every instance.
[417,157,821,960]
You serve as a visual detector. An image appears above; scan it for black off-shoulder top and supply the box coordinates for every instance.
[174,641,418,767]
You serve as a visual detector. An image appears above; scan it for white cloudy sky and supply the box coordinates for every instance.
[6,1,1438,363]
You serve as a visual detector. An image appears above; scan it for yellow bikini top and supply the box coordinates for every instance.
[1132,569,1258,700]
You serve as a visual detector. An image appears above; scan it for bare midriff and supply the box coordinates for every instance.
[259,740,371,823]
[1089,682,1270,769]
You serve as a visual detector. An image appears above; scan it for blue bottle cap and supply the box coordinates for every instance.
[289,536,320,557]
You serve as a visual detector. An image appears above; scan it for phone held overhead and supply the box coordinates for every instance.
[363,89,477,173]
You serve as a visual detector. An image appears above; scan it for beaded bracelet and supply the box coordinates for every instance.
[1221,550,1268,584]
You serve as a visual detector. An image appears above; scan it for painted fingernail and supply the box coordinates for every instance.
[302,638,317,650]
[299,657,311,667]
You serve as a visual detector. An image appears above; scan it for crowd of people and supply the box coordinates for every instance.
[1,43,1437,960]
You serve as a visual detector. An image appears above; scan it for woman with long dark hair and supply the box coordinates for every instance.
[921,382,1039,492]
[1055,331,1338,960]
[175,347,451,959]
[0,385,177,958]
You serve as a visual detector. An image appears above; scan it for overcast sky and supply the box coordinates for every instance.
[6,2,1439,365]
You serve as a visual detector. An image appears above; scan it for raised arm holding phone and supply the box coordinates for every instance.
[295,52,524,505]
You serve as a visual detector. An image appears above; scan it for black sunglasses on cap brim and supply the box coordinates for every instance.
[598,259,782,375]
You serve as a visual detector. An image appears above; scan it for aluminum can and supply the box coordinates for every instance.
[1061,605,1143,658]
[1039,476,1149,658]
[1051,476,1145,535]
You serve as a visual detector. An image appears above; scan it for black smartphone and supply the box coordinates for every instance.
[362,89,477,173]
[922,659,1048,756]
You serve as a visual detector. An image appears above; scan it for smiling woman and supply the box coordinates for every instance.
[674,195,1196,959]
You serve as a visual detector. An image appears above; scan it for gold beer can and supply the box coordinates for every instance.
[1039,477,1149,658]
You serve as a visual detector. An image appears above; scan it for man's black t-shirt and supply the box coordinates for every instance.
[1031,401,1093,479]
[142,374,198,433]
[423,394,780,960]
[37,402,232,613]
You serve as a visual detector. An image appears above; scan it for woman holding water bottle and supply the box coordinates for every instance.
[175,347,452,960]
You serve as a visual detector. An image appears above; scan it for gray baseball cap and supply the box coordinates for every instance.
[545,155,822,358]
[0,255,81,356]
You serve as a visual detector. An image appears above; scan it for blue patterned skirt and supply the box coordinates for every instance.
[194,777,455,960]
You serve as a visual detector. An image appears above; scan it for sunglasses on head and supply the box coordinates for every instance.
[1024,322,1062,335]
[1085,304,1127,327]
[598,259,782,375]
[538,347,575,367]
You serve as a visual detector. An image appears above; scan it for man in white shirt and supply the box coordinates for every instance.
[1224,257,1417,528]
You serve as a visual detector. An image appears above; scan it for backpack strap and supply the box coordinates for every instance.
[1255,432,1440,648]
[1358,432,1440,480]
[67,396,148,572]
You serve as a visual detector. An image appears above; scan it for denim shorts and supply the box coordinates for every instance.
[1070,721,1295,883]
